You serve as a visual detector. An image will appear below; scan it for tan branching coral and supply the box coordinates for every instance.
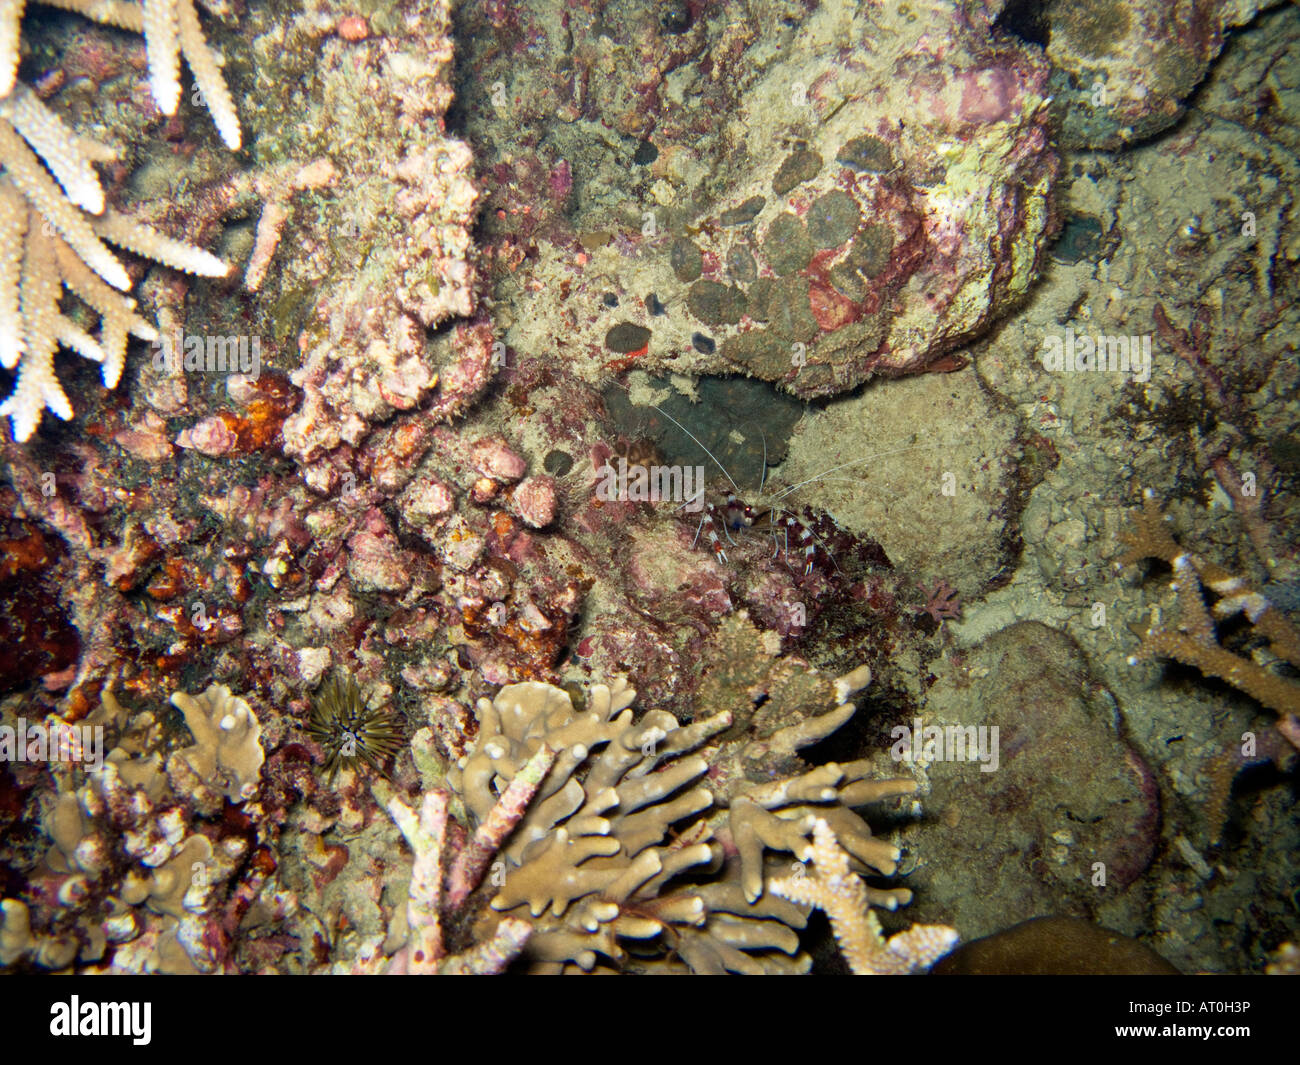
[168,683,265,806]
[1120,490,1300,746]
[444,677,805,973]
[435,658,945,975]
[0,683,283,974]
[0,897,77,968]
[122,833,212,919]
[447,679,728,932]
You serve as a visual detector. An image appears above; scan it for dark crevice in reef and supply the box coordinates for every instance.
[602,374,806,491]
[994,0,1051,48]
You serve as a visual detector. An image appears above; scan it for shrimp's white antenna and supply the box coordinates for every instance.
[770,437,958,504]
[621,387,743,495]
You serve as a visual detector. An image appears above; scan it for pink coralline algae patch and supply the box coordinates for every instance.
[398,475,457,536]
[113,413,175,462]
[510,476,558,530]
[343,508,439,597]
[743,569,810,641]
[470,436,527,482]
[956,67,1028,126]
[429,319,497,422]
[437,515,486,573]
[176,415,239,458]
[572,618,689,710]
[346,528,415,594]
[548,159,573,203]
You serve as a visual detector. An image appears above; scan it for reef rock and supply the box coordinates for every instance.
[505,0,1058,398]
[934,915,1180,974]
[913,622,1160,939]
[266,0,486,465]
[1041,0,1274,149]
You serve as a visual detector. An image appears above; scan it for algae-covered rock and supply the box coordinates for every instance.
[1042,0,1271,148]
[688,280,748,325]
[720,195,766,226]
[505,0,1058,399]
[806,190,860,249]
[722,330,793,379]
[670,237,703,282]
[934,917,1181,975]
[727,244,758,283]
[763,278,819,344]
[916,623,1161,939]
[605,322,652,353]
[762,213,814,276]
[836,135,894,173]
[772,147,823,194]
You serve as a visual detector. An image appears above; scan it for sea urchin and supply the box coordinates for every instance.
[307,674,404,782]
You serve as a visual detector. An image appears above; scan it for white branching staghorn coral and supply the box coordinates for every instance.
[771,819,958,975]
[0,0,236,440]
[140,0,241,150]
[1,0,240,148]
[0,174,163,441]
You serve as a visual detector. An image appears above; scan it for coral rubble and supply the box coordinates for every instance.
[267,0,485,468]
